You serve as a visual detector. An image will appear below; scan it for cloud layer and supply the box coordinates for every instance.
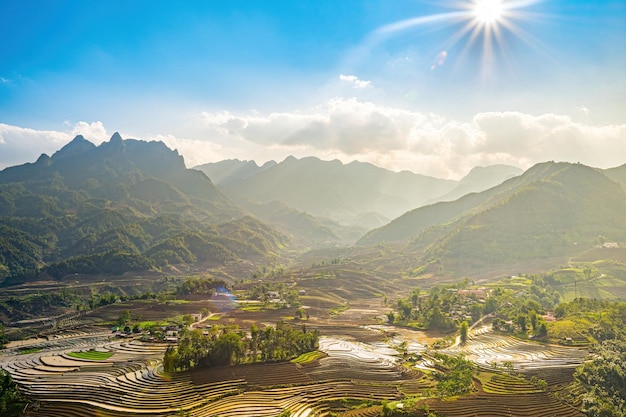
[0,122,110,169]
[2,100,625,179]
[200,98,626,178]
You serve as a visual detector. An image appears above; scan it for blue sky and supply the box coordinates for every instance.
[1,0,625,178]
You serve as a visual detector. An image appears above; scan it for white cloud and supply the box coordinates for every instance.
[199,99,626,178]
[0,124,70,169]
[70,121,109,143]
[339,74,372,89]
[0,121,112,169]
[577,106,590,116]
[149,134,224,168]
[2,103,625,179]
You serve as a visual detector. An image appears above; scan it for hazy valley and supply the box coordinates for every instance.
[0,134,625,416]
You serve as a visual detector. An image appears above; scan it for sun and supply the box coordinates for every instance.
[370,0,543,77]
[474,0,503,24]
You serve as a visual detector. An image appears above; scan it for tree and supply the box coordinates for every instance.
[397,299,413,321]
[537,322,548,337]
[410,288,420,308]
[0,324,8,349]
[517,314,527,332]
[182,314,194,327]
[118,309,132,326]
[0,369,26,416]
[483,297,498,314]
[459,321,469,345]
[575,340,626,416]
[528,310,538,332]
[469,303,483,322]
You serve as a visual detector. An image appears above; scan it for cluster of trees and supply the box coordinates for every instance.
[251,263,285,279]
[175,277,226,295]
[387,286,458,332]
[163,322,319,372]
[482,285,553,337]
[491,310,548,337]
[311,258,343,268]
[389,275,559,337]
[432,353,476,397]
[247,282,300,307]
[575,339,626,416]
[555,299,626,342]
[0,369,24,416]
[532,297,626,415]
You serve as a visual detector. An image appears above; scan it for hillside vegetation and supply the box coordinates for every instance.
[0,134,287,284]
[360,162,626,276]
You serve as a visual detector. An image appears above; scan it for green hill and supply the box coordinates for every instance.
[0,134,287,284]
[360,162,626,274]
[237,199,366,246]
[423,164,626,272]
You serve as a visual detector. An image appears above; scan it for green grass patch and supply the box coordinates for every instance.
[239,303,265,312]
[67,351,113,361]
[137,320,168,328]
[205,314,221,321]
[291,350,326,364]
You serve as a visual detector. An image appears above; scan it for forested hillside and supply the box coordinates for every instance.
[0,134,287,284]
[360,162,626,276]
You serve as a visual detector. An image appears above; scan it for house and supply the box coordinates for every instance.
[165,329,179,342]
[268,291,281,302]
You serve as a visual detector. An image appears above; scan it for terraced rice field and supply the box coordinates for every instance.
[442,325,588,370]
[0,329,422,416]
[0,320,589,416]
[427,391,584,417]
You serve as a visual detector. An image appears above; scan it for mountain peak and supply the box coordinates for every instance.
[35,153,52,166]
[51,135,96,160]
[110,132,123,142]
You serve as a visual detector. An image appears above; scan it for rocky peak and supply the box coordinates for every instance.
[51,135,96,160]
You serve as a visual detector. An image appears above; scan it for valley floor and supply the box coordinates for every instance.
[0,303,589,417]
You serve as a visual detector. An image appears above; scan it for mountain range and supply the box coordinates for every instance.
[2,133,625,285]
[195,157,522,228]
[0,134,285,284]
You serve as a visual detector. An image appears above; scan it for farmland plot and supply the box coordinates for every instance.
[442,326,588,370]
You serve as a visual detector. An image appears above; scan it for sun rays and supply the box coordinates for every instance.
[368,0,545,77]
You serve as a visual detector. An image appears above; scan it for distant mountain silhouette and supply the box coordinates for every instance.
[603,163,626,190]
[431,164,523,203]
[194,159,277,186]
[198,156,457,228]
